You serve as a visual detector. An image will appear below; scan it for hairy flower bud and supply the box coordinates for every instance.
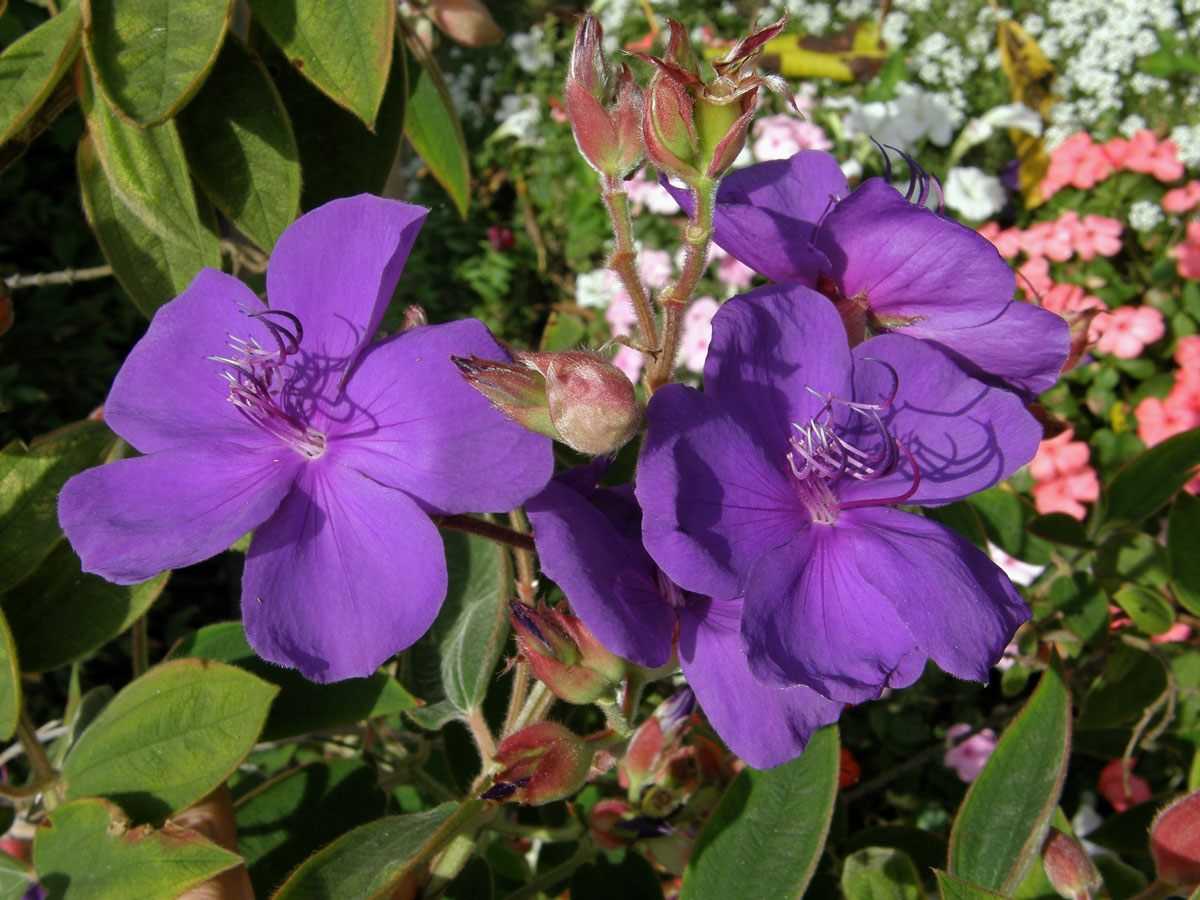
[622,689,695,800]
[566,13,645,178]
[1150,788,1200,889]
[636,17,792,182]
[427,0,503,47]
[1042,828,1101,900]
[514,351,641,455]
[451,355,558,439]
[510,600,626,704]
[483,722,595,805]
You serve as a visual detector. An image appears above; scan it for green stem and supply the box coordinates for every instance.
[378,799,494,898]
[16,712,59,810]
[433,514,537,552]
[601,176,659,358]
[501,841,597,900]
[511,681,552,734]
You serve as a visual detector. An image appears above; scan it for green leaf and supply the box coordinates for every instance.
[1112,584,1174,635]
[2,542,168,672]
[77,133,221,316]
[407,529,512,730]
[1095,532,1170,592]
[1092,856,1148,900]
[177,33,299,251]
[1168,492,1200,616]
[934,872,1008,900]
[166,621,416,742]
[1077,644,1168,731]
[260,35,406,210]
[571,852,664,900]
[539,311,588,353]
[0,850,34,900]
[247,0,393,125]
[1027,513,1092,549]
[0,6,81,147]
[80,0,233,126]
[948,652,1071,894]
[32,798,240,900]
[842,847,927,900]
[271,802,460,900]
[681,724,838,900]
[966,488,1052,564]
[62,659,277,822]
[0,420,117,592]
[0,607,19,741]
[1050,573,1108,648]
[403,31,470,218]
[1102,427,1200,526]
[235,760,387,898]
[844,826,947,874]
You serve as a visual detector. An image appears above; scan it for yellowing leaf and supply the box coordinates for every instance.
[996,19,1055,207]
[707,23,888,83]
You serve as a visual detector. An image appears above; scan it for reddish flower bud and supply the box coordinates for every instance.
[589,799,635,850]
[483,722,595,805]
[622,690,695,800]
[1150,788,1200,889]
[514,351,641,455]
[566,13,645,178]
[1098,758,1152,812]
[401,305,428,332]
[838,748,861,789]
[427,0,503,47]
[451,355,558,440]
[636,17,793,182]
[510,600,626,704]
[1042,828,1101,900]
[1060,307,1101,372]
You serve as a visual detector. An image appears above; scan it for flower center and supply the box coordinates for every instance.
[208,307,327,459]
[785,358,919,523]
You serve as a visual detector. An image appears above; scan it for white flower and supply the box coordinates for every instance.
[575,268,622,309]
[986,543,1045,587]
[492,95,542,147]
[960,102,1044,147]
[509,27,552,73]
[943,167,1006,220]
[1128,200,1164,232]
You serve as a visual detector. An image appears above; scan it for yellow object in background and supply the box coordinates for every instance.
[704,22,889,83]
[996,19,1057,207]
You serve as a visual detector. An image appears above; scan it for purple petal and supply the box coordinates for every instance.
[678,597,843,769]
[705,284,853,448]
[526,480,676,668]
[840,334,1041,506]
[328,319,553,514]
[666,152,847,282]
[902,299,1070,399]
[817,179,1016,329]
[740,523,927,703]
[242,454,446,682]
[850,506,1030,683]
[266,195,427,375]
[58,442,302,584]
[637,383,803,601]
[105,268,278,454]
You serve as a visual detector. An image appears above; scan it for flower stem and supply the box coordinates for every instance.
[466,707,496,763]
[501,841,597,900]
[508,509,537,607]
[433,514,537,552]
[16,712,59,810]
[601,175,659,356]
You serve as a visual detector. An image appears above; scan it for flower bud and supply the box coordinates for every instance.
[483,722,595,805]
[1042,828,1101,900]
[427,0,503,47]
[565,13,645,178]
[1150,788,1200,889]
[589,799,635,850]
[1098,758,1152,812]
[1060,307,1101,372]
[451,355,558,440]
[514,351,641,455]
[401,305,428,332]
[510,600,626,704]
[622,689,695,800]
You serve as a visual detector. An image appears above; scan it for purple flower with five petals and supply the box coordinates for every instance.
[59,195,552,682]
[666,150,1068,398]
[637,284,1038,704]
[526,465,841,769]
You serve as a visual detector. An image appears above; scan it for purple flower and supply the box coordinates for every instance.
[636,284,1037,704]
[666,150,1068,398]
[526,466,841,769]
[59,195,552,682]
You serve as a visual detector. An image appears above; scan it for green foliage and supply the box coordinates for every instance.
[0,4,80,147]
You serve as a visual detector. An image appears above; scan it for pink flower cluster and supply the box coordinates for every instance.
[1135,336,1200,493]
[1042,130,1185,199]
[1163,181,1200,214]
[978,211,1123,265]
[751,113,832,161]
[1175,220,1200,281]
[1029,428,1100,520]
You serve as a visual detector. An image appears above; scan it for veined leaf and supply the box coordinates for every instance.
[403,28,470,218]
[0,5,81,147]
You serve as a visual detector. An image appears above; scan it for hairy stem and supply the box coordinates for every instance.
[433,514,536,552]
[601,176,659,356]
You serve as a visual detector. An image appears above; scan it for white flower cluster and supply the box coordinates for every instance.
[509,25,554,74]
[1170,124,1200,168]
[834,82,965,151]
[1128,200,1165,232]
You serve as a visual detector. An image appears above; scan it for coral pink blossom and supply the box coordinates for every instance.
[1042,133,1112,197]
[1022,218,1075,262]
[1163,181,1200,214]
[977,222,1022,259]
[1092,305,1165,359]
[1098,759,1152,812]
[638,249,674,290]
[1029,428,1100,520]
[1016,257,1053,299]
[1074,214,1123,260]
[1175,335,1200,370]
[708,243,756,289]
[944,724,998,783]
[1175,221,1200,280]
[1136,394,1200,448]
[1120,131,1185,183]
[1039,283,1106,317]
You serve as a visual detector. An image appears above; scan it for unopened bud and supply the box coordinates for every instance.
[623,689,695,800]
[1042,829,1101,900]
[514,351,641,455]
[1150,788,1200,889]
[427,0,503,46]
[401,305,428,332]
[1060,307,1100,372]
[589,799,635,850]
[510,600,626,704]
[566,14,645,178]
[452,355,557,439]
[483,722,595,805]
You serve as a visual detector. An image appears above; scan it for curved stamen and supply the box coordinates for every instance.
[831,436,922,511]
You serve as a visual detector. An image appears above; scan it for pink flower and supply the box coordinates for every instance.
[625,168,681,215]
[1043,133,1112,197]
[1022,218,1074,262]
[1150,622,1193,645]
[751,113,833,161]
[977,222,1023,259]
[1029,428,1100,520]
[1163,181,1200,214]
[1175,335,1200,370]
[1016,257,1053,299]
[639,248,674,290]
[1120,131,1185,183]
[1092,305,1165,359]
[707,244,756,289]
[1098,758,1152,812]
[611,344,643,385]
[1174,221,1200,280]
[1073,214,1122,260]
[605,289,638,335]
[1135,390,1200,448]
[680,296,720,372]
[944,724,998,783]
[1039,282,1106,317]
